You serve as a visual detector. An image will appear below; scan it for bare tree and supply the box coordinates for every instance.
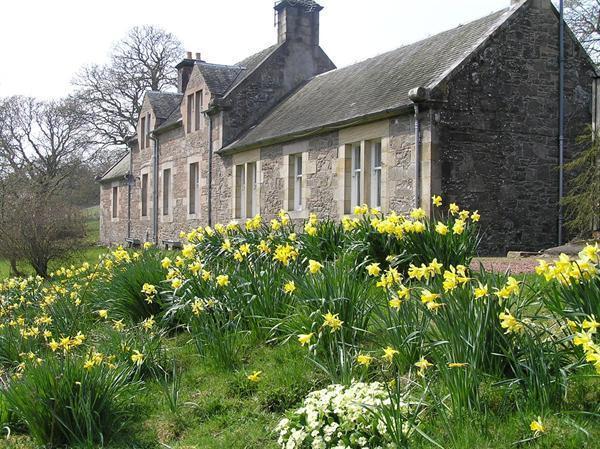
[73,25,183,147]
[0,177,85,277]
[565,0,600,64]
[0,96,99,192]
[0,96,94,276]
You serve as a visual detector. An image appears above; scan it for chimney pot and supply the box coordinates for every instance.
[195,52,202,60]
[186,51,192,59]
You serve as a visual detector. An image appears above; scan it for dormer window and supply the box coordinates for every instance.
[186,90,203,133]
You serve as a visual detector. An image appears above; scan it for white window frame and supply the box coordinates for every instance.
[188,161,200,217]
[371,140,382,209]
[111,184,119,221]
[140,171,149,218]
[351,143,362,209]
[293,154,303,211]
[234,160,260,220]
[162,167,171,217]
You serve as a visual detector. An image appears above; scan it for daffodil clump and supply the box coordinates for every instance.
[276,382,412,449]
[535,244,599,284]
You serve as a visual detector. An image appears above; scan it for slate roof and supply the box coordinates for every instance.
[146,91,183,123]
[224,44,281,95]
[197,63,243,95]
[153,44,281,133]
[98,152,129,183]
[224,6,518,152]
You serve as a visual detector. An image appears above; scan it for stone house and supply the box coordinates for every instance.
[99,0,598,254]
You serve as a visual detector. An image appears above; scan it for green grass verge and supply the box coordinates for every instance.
[3,337,599,449]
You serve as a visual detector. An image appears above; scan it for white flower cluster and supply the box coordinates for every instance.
[276,382,401,449]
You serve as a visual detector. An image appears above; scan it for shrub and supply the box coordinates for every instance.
[4,355,139,448]
[276,382,396,449]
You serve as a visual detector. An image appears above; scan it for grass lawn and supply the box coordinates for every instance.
[3,337,599,449]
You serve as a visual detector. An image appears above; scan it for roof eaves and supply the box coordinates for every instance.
[219,104,414,155]
[153,117,183,135]
[98,152,130,183]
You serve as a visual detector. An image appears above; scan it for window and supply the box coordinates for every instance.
[288,154,303,211]
[235,164,246,219]
[351,143,362,209]
[371,141,382,208]
[247,162,257,217]
[189,162,199,215]
[344,139,384,214]
[146,113,151,148]
[187,93,194,132]
[194,90,203,131]
[234,162,259,219]
[141,173,148,217]
[112,186,118,219]
[140,116,146,149]
[162,168,171,216]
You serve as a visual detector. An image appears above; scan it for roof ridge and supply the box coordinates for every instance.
[196,61,244,69]
[313,6,512,80]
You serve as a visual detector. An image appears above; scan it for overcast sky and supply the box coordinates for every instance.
[0,0,512,98]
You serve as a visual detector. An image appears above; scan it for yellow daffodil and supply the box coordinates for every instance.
[141,283,157,296]
[420,289,441,304]
[449,203,460,215]
[131,350,144,366]
[447,362,468,368]
[182,244,196,259]
[530,417,545,435]
[279,279,295,294]
[499,310,523,334]
[414,357,433,377]
[308,260,323,274]
[216,275,230,287]
[471,210,480,222]
[161,257,172,269]
[297,333,313,346]
[97,309,108,319]
[357,353,373,366]
[435,222,448,235]
[247,370,262,382]
[452,219,465,235]
[410,208,427,220]
[432,195,442,207]
[366,263,381,277]
[383,346,399,363]
[473,283,488,299]
[322,311,343,332]
[388,297,402,309]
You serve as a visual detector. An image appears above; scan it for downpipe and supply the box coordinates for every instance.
[409,87,429,209]
[149,132,160,245]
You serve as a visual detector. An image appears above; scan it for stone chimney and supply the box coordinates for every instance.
[275,0,323,46]
[175,51,204,93]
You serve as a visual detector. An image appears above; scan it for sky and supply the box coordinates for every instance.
[0,0,511,99]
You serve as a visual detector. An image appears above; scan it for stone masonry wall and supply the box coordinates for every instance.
[99,178,129,245]
[221,41,334,147]
[436,0,595,255]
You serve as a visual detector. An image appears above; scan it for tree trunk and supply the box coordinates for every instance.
[9,257,23,278]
